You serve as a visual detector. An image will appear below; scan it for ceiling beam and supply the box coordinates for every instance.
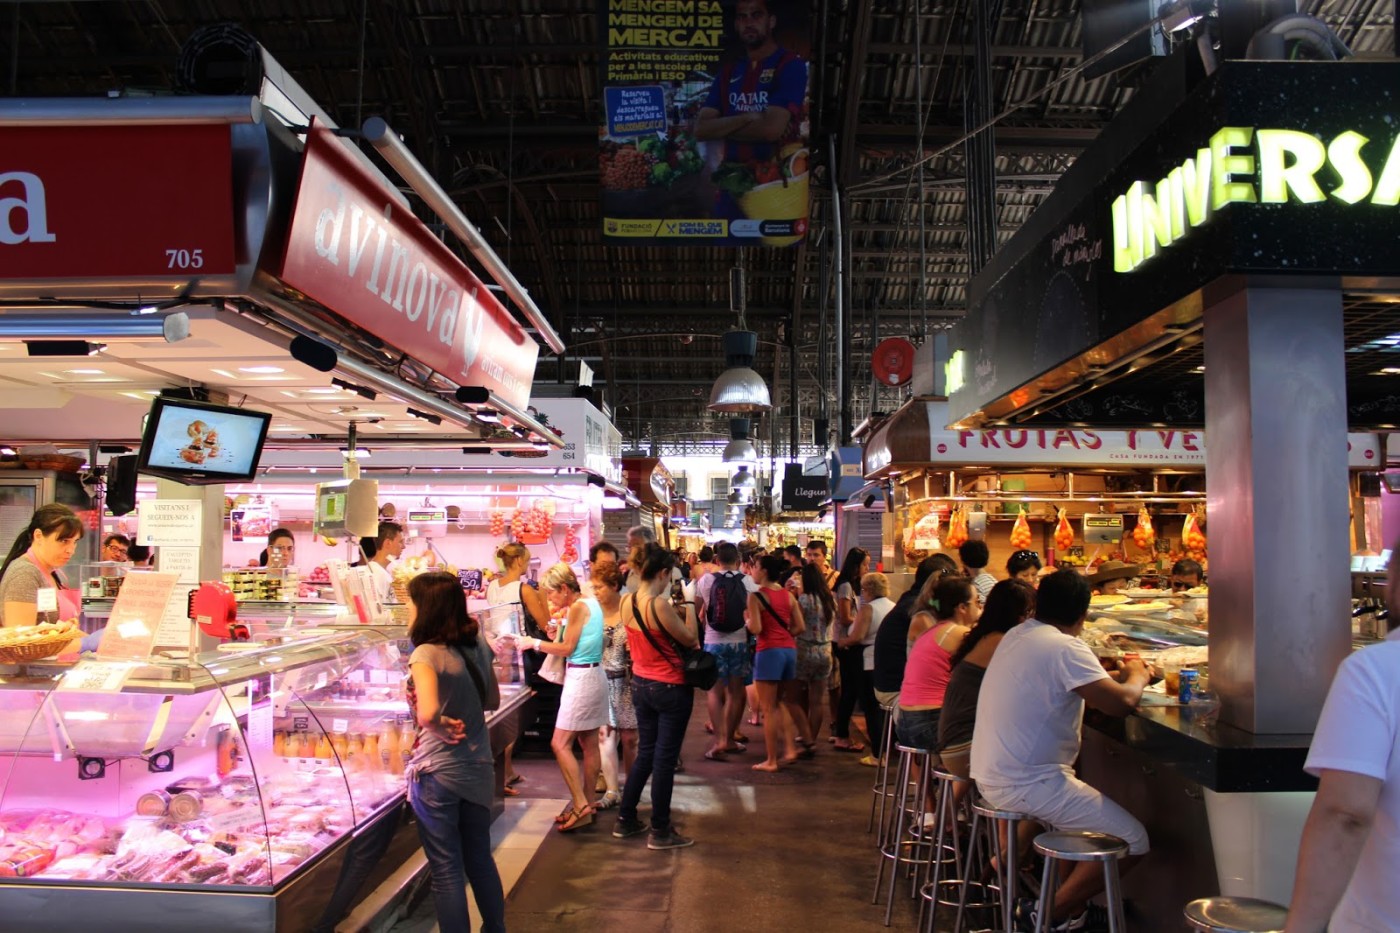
[866,42,1083,60]
[838,0,876,189]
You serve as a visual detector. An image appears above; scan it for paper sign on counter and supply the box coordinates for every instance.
[59,659,137,693]
[157,547,200,585]
[246,693,273,750]
[99,572,179,659]
[153,585,195,650]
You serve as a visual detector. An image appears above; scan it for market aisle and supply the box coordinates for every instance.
[499,708,925,932]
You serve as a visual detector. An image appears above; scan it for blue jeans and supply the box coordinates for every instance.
[621,675,694,833]
[408,771,506,933]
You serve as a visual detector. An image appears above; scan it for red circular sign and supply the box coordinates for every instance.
[873,338,916,386]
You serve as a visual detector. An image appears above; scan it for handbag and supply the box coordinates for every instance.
[537,651,566,685]
[632,596,718,691]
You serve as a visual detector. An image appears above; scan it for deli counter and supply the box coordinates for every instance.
[0,628,530,932]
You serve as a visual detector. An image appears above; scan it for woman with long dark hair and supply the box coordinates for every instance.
[0,504,87,651]
[792,562,836,745]
[937,578,1036,783]
[404,571,505,933]
[830,547,870,752]
[897,576,979,754]
[748,554,808,772]
[616,543,700,850]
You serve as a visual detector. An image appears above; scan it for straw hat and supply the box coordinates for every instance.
[1087,560,1141,586]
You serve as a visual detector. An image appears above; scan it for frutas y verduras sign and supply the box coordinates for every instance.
[0,125,235,279]
[1113,126,1400,273]
[277,125,538,410]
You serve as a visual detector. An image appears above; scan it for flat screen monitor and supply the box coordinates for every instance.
[315,480,351,537]
[136,396,272,486]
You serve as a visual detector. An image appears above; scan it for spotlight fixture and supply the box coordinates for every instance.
[510,425,529,438]
[475,408,502,424]
[405,408,443,425]
[0,447,14,457]
[864,494,877,509]
[340,447,371,458]
[454,385,491,405]
[331,378,378,400]
[708,331,772,413]
[531,440,551,451]
[461,446,493,454]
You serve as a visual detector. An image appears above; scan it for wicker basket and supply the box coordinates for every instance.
[0,630,75,663]
[19,454,84,473]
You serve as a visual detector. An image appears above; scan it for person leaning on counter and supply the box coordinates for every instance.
[1286,542,1400,931]
[0,503,102,652]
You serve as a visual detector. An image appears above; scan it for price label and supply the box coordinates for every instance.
[331,718,349,734]
[292,716,309,733]
[59,659,137,693]
[368,669,390,685]
[348,669,365,683]
[246,698,273,750]
[314,672,328,691]
[205,806,262,833]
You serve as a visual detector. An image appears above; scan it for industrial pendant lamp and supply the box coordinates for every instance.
[722,418,758,463]
[708,262,772,413]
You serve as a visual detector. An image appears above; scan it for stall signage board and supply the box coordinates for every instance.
[868,399,1387,474]
[500,398,623,483]
[277,124,539,411]
[947,61,1400,427]
[0,124,235,280]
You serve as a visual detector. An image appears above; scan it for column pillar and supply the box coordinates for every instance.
[1203,283,1351,734]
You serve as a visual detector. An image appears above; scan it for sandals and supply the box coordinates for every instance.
[555,802,576,824]
[703,747,728,762]
[557,805,595,833]
[506,774,525,788]
[833,741,865,753]
[503,784,521,797]
[595,791,621,810]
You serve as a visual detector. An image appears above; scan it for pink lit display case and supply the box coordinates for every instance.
[0,630,423,932]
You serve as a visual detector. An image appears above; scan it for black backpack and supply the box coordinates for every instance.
[705,571,749,634]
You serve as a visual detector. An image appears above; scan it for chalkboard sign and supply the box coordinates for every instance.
[458,569,484,592]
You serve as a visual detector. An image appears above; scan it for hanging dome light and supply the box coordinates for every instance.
[731,467,757,490]
[722,417,758,463]
[708,331,772,413]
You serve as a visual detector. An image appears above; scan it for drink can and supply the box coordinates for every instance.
[1178,668,1199,704]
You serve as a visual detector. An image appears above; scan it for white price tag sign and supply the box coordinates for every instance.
[368,669,389,685]
[331,718,349,734]
[137,500,203,548]
[59,659,136,693]
[36,589,58,614]
[205,806,263,833]
[246,698,274,751]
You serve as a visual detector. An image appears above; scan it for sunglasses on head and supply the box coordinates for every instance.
[1011,550,1040,561]
[1170,580,1193,591]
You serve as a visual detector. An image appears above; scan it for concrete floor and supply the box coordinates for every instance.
[498,709,936,933]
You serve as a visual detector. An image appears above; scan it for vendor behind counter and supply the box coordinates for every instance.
[0,503,102,652]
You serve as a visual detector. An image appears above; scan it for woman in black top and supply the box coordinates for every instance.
[830,547,869,751]
[936,579,1035,792]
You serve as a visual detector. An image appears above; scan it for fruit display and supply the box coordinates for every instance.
[390,552,459,604]
[1053,508,1075,550]
[944,507,969,549]
[561,525,579,564]
[512,502,554,545]
[1009,507,1033,550]
[489,511,506,538]
[1182,509,1207,562]
[1132,506,1156,551]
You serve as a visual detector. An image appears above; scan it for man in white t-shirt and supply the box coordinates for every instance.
[1287,561,1400,932]
[971,568,1152,932]
[697,541,756,757]
[367,521,405,603]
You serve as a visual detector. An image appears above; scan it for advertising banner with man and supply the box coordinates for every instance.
[600,0,811,246]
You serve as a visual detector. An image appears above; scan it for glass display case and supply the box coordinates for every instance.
[0,631,414,932]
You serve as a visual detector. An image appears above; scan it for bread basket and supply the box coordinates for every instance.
[0,629,76,663]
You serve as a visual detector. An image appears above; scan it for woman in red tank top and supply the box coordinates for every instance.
[615,544,701,850]
[747,554,809,773]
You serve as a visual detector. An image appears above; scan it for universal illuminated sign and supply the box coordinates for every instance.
[1113,126,1400,273]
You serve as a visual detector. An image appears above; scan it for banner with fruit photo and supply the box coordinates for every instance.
[599,0,811,245]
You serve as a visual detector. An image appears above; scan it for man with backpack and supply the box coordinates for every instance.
[696,541,755,759]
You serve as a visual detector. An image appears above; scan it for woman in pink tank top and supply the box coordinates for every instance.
[898,576,980,752]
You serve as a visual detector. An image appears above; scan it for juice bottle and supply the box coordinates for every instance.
[363,732,379,771]
[387,725,406,774]
[345,734,363,771]
[285,732,302,758]
[379,726,394,772]
[331,732,348,760]
[315,734,333,759]
[273,731,286,757]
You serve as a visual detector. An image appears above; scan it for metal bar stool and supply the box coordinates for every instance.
[1184,896,1288,932]
[1032,831,1130,933]
[917,768,973,933]
[954,797,1035,933]
[867,700,900,840]
[873,743,934,926]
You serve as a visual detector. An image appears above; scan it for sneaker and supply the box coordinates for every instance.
[1013,896,1104,932]
[612,817,648,839]
[646,829,695,850]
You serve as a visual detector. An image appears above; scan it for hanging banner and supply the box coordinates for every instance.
[600,0,811,246]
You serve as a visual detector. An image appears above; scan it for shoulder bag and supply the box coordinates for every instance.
[632,596,718,691]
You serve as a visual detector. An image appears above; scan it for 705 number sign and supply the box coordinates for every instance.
[166,248,205,270]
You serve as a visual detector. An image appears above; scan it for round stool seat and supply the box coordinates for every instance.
[1032,831,1129,863]
[971,799,1034,823]
[1184,896,1288,933]
[894,743,930,757]
[930,767,971,784]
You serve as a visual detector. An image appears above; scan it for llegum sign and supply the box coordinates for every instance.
[1112,126,1400,273]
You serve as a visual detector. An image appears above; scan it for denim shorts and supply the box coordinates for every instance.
[897,707,941,752]
[753,646,797,682]
[705,641,752,683]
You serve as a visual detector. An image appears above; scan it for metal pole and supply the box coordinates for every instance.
[789,331,799,460]
[0,96,261,125]
[361,116,567,355]
[829,134,847,446]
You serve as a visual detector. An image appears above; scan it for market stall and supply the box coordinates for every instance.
[943,55,1400,926]
[612,456,676,546]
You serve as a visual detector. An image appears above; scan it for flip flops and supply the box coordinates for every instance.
[703,748,728,762]
[833,741,865,753]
